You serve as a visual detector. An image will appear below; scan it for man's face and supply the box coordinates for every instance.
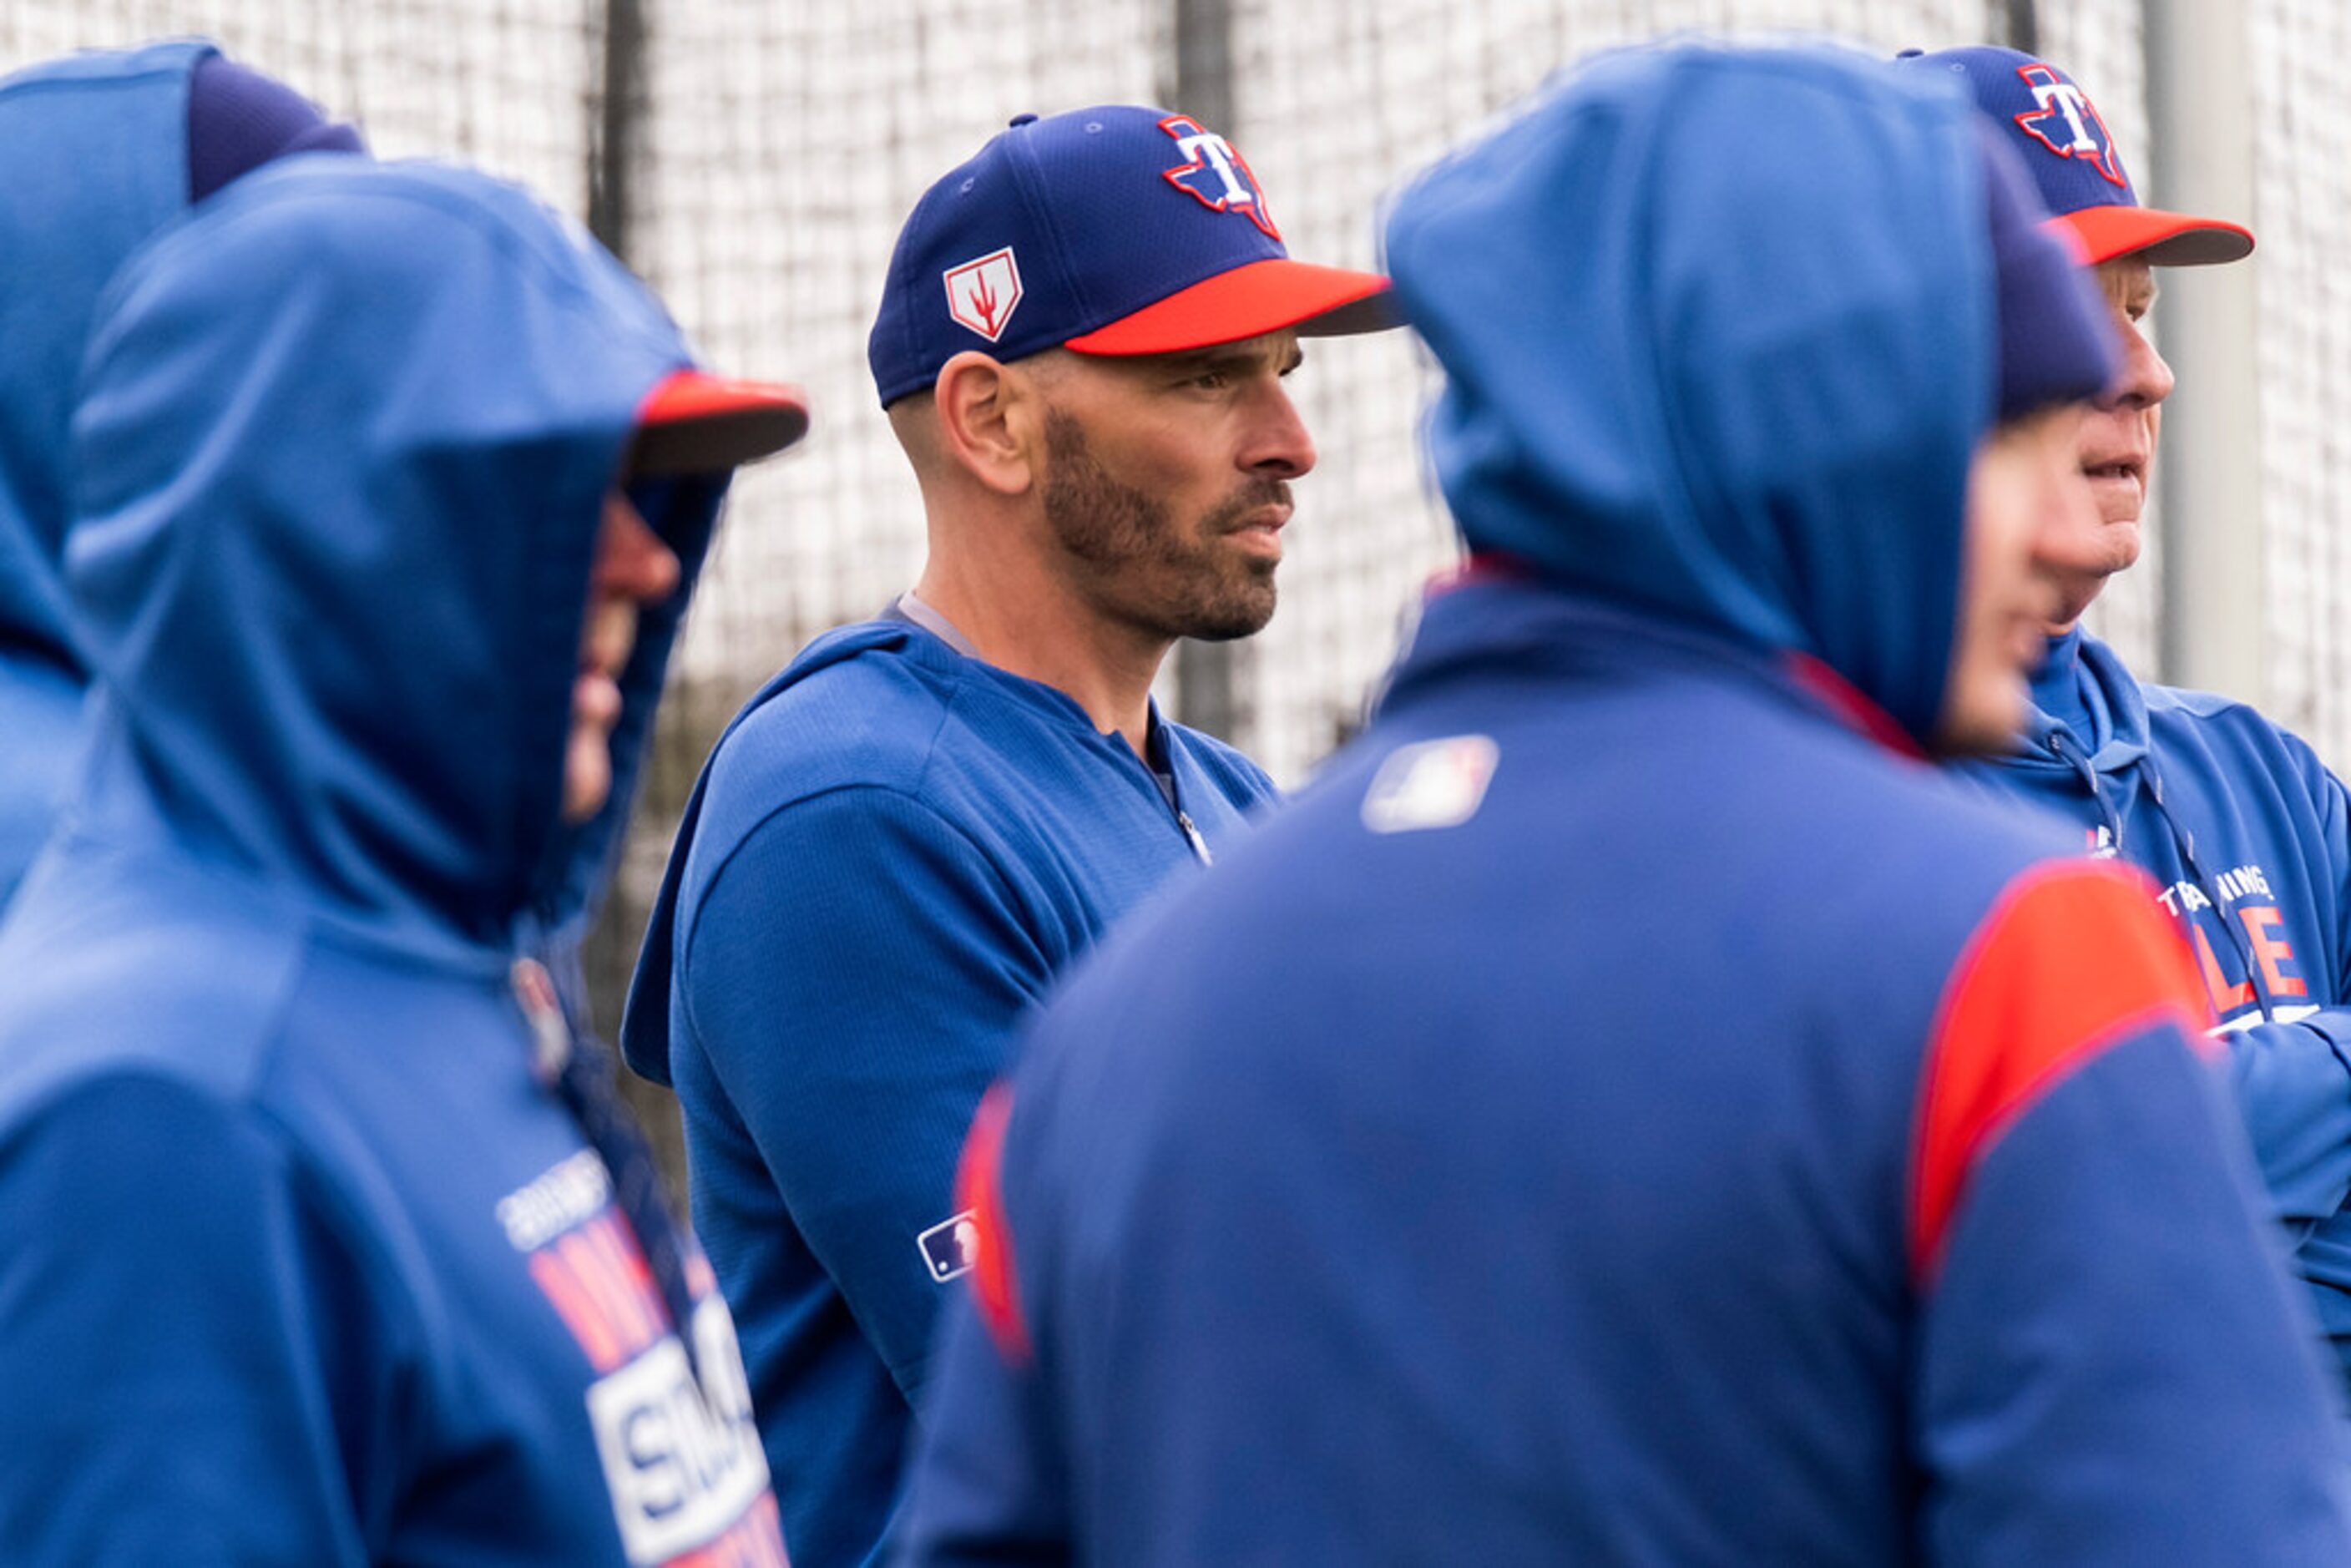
[564,492,681,824]
[2041,255,2173,629]
[1034,330,1314,643]
[1938,405,2093,754]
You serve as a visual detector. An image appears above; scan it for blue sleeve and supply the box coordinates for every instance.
[678,785,1054,1400]
[2223,1013,2351,1232]
[1918,1026,2351,1565]
[0,1076,379,1565]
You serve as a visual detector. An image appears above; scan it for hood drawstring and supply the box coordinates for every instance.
[513,956,708,1379]
[2045,728,2126,852]
[2044,728,2277,1025]
[2141,756,2281,1023]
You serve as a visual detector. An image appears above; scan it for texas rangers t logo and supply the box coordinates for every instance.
[2012,63,2127,188]
[1158,115,1280,240]
[944,247,1023,341]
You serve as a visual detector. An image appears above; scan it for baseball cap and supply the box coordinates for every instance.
[867,105,1396,407]
[627,372,810,476]
[1899,46,2252,266]
[185,54,367,203]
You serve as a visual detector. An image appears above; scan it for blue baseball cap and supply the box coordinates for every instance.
[1977,124,2119,419]
[185,54,367,202]
[1899,46,2252,266]
[868,105,1395,407]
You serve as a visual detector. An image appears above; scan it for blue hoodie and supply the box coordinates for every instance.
[1962,628,2351,1373]
[621,612,1277,1566]
[898,44,2351,1565]
[0,39,362,908]
[0,40,213,905]
[0,159,786,1565]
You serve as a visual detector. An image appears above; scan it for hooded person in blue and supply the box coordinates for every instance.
[1917,44,2351,1393]
[897,43,2351,1565]
[621,103,1393,1565]
[0,155,811,1563]
[0,38,364,908]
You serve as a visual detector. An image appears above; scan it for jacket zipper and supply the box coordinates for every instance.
[1176,807,1211,866]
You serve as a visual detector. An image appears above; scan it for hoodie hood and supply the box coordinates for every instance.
[0,38,217,675]
[65,158,726,960]
[2019,625,2151,775]
[1383,43,1997,748]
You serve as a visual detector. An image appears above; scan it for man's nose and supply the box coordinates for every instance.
[2099,321,2175,413]
[599,494,683,603]
[1241,382,1316,480]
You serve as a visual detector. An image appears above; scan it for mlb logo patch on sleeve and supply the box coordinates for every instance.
[1361,734,1500,834]
[918,1210,980,1282]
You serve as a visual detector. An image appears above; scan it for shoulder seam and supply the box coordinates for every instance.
[672,778,1027,1053]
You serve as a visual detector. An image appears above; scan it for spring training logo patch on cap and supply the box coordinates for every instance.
[2011,62,2127,189]
[943,246,1024,341]
[1158,114,1280,240]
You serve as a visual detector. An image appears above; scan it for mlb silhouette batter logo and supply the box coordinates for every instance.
[1158,114,1280,240]
[944,246,1023,341]
[2012,63,2128,188]
[918,1209,980,1282]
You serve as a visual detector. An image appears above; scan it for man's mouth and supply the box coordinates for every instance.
[583,601,640,685]
[1226,504,1289,556]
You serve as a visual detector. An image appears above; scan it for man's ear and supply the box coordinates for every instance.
[935,351,1042,497]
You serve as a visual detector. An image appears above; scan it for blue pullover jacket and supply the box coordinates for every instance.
[622,613,1277,1566]
[899,44,2351,1565]
[0,160,785,1565]
[1964,627,2351,1373]
[0,42,208,905]
[0,40,360,908]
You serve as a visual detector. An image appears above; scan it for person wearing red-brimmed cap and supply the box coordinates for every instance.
[0,156,806,1564]
[1914,45,2351,1399]
[619,104,1398,1565]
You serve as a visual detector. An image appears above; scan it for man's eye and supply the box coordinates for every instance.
[1186,372,1231,391]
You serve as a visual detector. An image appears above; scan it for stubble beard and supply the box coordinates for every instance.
[1041,407,1285,644]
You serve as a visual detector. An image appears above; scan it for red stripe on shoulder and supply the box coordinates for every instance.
[956,1082,1030,1363]
[1909,860,2212,1282]
[1780,651,1928,761]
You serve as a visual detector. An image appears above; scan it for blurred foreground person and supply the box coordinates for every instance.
[0,159,807,1563]
[0,38,363,908]
[1914,45,2351,1389]
[901,44,2351,1565]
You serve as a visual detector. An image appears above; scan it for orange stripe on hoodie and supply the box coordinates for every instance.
[957,1082,1030,1363]
[1910,859,2213,1282]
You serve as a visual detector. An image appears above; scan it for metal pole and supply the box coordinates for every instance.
[2000,0,2039,55]
[1165,0,1243,742]
[2143,0,2265,700]
[588,0,644,257]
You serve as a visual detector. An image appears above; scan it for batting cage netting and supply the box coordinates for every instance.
[8,0,2347,1142]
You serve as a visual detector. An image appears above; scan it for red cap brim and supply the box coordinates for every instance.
[1063,258,1398,356]
[628,371,811,477]
[2055,205,2254,267]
